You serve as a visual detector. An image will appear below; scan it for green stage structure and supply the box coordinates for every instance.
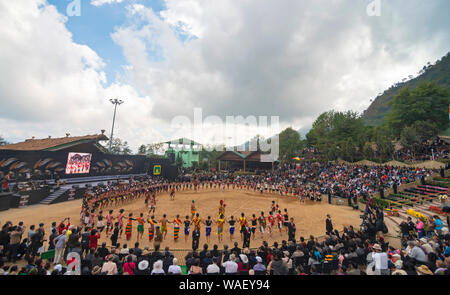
[164,138,202,168]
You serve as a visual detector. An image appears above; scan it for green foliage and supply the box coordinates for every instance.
[306,111,370,161]
[137,144,147,155]
[279,127,304,163]
[0,136,9,146]
[364,52,450,126]
[109,138,132,155]
[399,126,421,153]
[362,142,374,159]
[386,81,450,137]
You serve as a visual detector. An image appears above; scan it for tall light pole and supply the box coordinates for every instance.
[109,98,124,152]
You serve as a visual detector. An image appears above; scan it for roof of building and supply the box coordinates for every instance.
[164,138,202,146]
[0,133,109,151]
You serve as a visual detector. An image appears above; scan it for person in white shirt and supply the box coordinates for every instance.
[371,244,389,275]
[221,253,238,274]
[168,258,182,275]
[207,257,221,274]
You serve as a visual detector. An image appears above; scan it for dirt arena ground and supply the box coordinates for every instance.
[1,188,363,253]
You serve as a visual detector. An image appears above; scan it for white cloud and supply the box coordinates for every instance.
[90,0,124,7]
[111,0,450,134]
[0,0,166,151]
[1,0,449,152]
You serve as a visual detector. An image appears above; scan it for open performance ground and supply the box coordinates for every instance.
[0,188,363,251]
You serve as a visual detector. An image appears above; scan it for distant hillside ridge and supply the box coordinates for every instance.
[363,52,450,126]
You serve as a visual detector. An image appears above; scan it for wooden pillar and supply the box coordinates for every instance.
[218,160,221,171]
[243,160,246,172]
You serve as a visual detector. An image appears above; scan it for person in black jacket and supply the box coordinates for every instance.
[80,227,90,257]
[192,228,200,251]
[287,218,296,242]
[30,228,44,256]
[243,225,251,248]
[326,214,333,235]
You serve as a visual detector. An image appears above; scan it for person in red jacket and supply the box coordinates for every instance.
[89,229,101,250]
[58,218,70,235]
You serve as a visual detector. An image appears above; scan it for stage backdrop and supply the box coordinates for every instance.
[0,150,176,181]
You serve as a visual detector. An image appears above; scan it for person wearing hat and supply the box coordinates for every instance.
[136,260,151,275]
[371,244,389,275]
[419,237,433,254]
[238,254,249,275]
[253,256,266,275]
[416,264,433,275]
[91,265,102,275]
[101,256,118,275]
[391,260,407,275]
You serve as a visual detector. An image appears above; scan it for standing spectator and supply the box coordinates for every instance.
[371,244,389,275]
[416,219,425,239]
[8,226,24,263]
[287,218,296,242]
[53,230,67,264]
[192,227,200,251]
[88,229,100,250]
[326,214,333,235]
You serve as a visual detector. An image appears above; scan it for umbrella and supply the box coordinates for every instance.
[292,157,304,161]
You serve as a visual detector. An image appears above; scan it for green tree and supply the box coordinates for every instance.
[386,81,450,137]
[137,144,147,155]
[0,136,9,146]
[411,120,439,142]
[400,126,421,155]
[363,142,374,159]
[306,110,369,161]
[109,138,132,155]
[279,127,304,163]
[146,142,164,156]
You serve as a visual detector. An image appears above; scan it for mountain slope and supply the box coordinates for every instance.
[363,52,450,126]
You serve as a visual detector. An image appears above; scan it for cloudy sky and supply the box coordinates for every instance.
[0,0,449,152]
